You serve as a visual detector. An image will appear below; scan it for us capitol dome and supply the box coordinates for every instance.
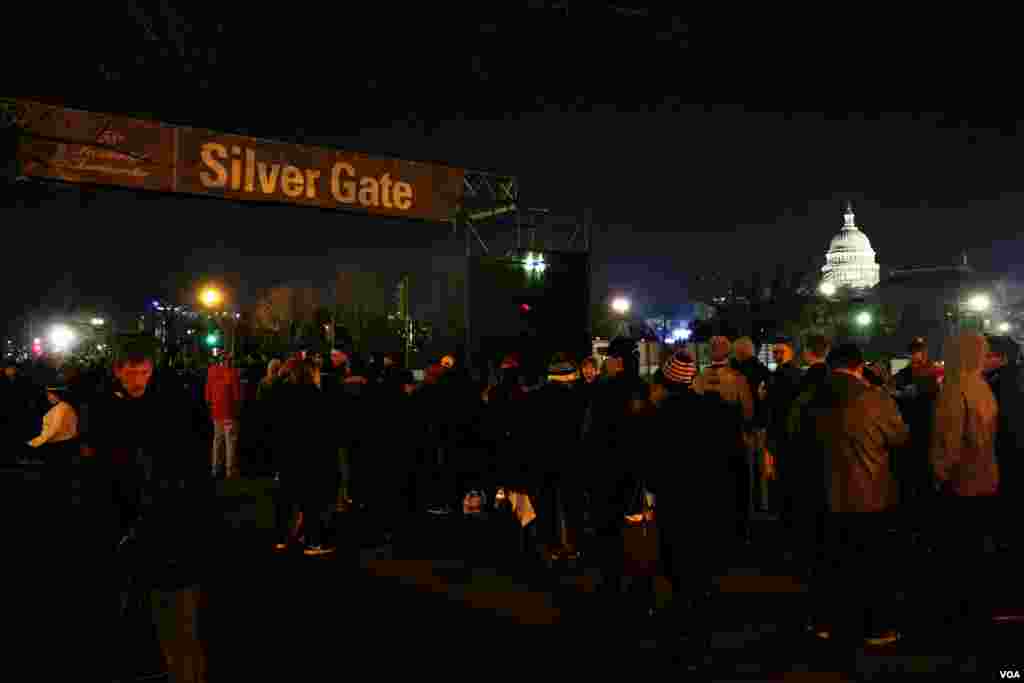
[820,201,880,291]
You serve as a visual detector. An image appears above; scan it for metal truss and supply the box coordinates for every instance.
[456,169,588,256]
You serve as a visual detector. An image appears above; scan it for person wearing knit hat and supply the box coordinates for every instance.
[662,349,697,387]
[530,352,586,561]
[547,355,579,383]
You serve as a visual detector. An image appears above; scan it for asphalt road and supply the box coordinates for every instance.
[8,465,1021,681]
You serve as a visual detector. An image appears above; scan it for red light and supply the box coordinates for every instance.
[520,304,531,313]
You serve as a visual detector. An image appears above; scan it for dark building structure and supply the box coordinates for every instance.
[867,259,1012,360]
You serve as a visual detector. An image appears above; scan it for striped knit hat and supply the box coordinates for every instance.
[662,350,697,386]
[547,359,579,383]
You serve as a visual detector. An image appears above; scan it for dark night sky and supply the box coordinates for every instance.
[5,4,1023,332]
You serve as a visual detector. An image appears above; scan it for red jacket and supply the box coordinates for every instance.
[205,365,241,421]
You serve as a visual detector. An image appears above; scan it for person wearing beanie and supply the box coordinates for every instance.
[693,336,754,422]
[662,349,697,387]
[522,354,587,560]
[691,335,755,546]
[646,368,726,639]
[547,357,580,384]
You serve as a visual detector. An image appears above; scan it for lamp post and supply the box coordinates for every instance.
[954,292,991,332]
[611,297,631,337]
[199,286,235,357]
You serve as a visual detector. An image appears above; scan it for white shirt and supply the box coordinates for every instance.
[28,401,78,448]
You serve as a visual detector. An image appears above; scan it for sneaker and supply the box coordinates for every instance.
[303,545,336,556]
[864,630,900,647]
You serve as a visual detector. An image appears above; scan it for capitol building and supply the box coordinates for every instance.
[821,202,881,291]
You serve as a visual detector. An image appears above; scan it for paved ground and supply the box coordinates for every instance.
[8,464,1020,681]
[181,479,1023,680]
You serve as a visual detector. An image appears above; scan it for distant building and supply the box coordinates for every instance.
[869,254,1011,359]
[820,201,881,291]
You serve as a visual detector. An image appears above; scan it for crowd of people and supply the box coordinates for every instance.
[3,328,1023,654]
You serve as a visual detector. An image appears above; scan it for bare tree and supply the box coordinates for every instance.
[253,285,296,336]
[332,270,392,351]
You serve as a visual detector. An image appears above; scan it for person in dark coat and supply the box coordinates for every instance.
[764,337,805,517]
[812,343,909,646]
[888,337,943,510]
[277,359,337,554]
[984,335,1024,554]
[1,360,40,444]
[529,355,586,558]
[586,338,647,594]
[731,336,772,423]
[482,353,533,500]
[648,367,733,643]
[782,334,832,570]
[360,368,418,536]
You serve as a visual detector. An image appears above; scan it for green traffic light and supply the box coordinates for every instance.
[206,333,218,346]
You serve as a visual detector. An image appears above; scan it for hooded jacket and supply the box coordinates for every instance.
[930,334,1000,496]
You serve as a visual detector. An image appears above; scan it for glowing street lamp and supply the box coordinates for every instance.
[998,322,1012,333]
[819,281,837,297]
[50,324,75,353]
[200,287,223,309]
[611,297,631,315]
[523,253,546,274]
[855,311,872,327]
[967,294,991,312]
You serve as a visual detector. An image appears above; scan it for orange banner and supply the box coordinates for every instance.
[5,98,465,223]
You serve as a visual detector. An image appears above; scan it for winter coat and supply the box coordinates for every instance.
[277,382,337,505]
[204,365,241,422]
[817,372,910,512]
[987,362,1024,498]
[930,334,1000,497]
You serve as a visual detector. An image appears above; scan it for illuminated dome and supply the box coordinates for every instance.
[821,202,880,290]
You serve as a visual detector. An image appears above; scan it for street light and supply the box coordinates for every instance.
[855,311,872,327]
[611,297,631,315]
[968,294,991,312]
[200,287,223,308]
[523,252,546,274]
[50,324,75,353]
[998,322,1012,333]
[819,281,837,297]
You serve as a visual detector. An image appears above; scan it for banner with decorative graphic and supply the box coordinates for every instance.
[3,98,465,223]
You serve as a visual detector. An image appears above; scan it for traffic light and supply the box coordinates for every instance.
[520,303,531,313]
[205,331,220,347]
[32,338,42,356]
